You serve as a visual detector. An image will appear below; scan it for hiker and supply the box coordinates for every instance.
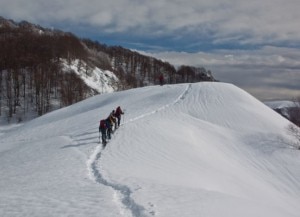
[105,117,112,140]
[105,117,113,140]
[99,119,107,146]
[114,106,124,128]
[159,74,164,86]
[106,111,116,138]
[108,110,117,131]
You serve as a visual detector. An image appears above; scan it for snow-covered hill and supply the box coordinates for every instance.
[0,82,299,217]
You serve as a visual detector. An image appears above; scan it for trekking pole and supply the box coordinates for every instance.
[123,109,126,125]
[98,127,101,144]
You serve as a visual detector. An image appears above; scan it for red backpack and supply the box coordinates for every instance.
[115,106,122,116]
[100,120,106,128]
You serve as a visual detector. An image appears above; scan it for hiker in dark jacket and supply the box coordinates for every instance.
[99,119,107,146]
[106,110,116,138]
[114,106,124,128]
[109,110,117,131]
[105,118,112,140]
[159,74,164,86]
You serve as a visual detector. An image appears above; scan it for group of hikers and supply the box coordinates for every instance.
[99,106,124,147]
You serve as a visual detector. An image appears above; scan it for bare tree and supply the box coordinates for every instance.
[287,96,300,149]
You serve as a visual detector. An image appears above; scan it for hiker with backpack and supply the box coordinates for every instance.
[98,107,124,146]
[105,117,112,140]
[109,110,117,131]
[99,119,107,146]
[106,110,116,139]
[114,106,124,128]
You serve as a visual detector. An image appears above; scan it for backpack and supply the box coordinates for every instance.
[100,119,106,128]
[115,106,122,116]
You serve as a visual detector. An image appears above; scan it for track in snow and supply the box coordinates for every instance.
[126,84,192,123]
[87,144,147,217]
[87,84,192,216]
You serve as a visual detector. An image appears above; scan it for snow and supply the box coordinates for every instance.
[0,82,300,217]
[62,59,118,94]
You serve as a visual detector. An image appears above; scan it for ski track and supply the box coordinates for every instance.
[85,84,191,217]
[126,84,192,124]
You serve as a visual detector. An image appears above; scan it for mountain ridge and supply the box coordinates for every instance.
[0,16,216,124]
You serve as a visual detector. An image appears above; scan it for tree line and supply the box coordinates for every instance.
[83,39,216,90]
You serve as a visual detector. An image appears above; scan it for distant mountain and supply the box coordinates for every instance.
[264,100,296,120]
[0,17,216,123]
[264,101,294,118]
[264,100,300,128]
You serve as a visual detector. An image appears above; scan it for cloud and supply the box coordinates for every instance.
[144,46,300,100]
[1,0,300,46]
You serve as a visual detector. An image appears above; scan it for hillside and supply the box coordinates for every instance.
[0,16,215,123]
[0,82,299,217]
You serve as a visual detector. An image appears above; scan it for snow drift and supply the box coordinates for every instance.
[0,82,299,217]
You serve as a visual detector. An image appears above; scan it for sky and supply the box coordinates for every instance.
[1,82,300,216]
[1,0,300,100]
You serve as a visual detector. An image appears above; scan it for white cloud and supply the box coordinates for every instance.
[2,0,300,44]
[143,46,300,100]
[146,46,300,69]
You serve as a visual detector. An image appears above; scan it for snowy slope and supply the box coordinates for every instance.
[0,82,300,217]
[62,59,118,94]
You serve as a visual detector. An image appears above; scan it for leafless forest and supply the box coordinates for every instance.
[0,18,215,122]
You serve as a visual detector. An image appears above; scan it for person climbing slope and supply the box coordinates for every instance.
[114,106,124,128]
[106,110,116,139]
[99,119,107,147]
[109,110,117,131]
[105,117,112,140]
[159,74,164,86]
